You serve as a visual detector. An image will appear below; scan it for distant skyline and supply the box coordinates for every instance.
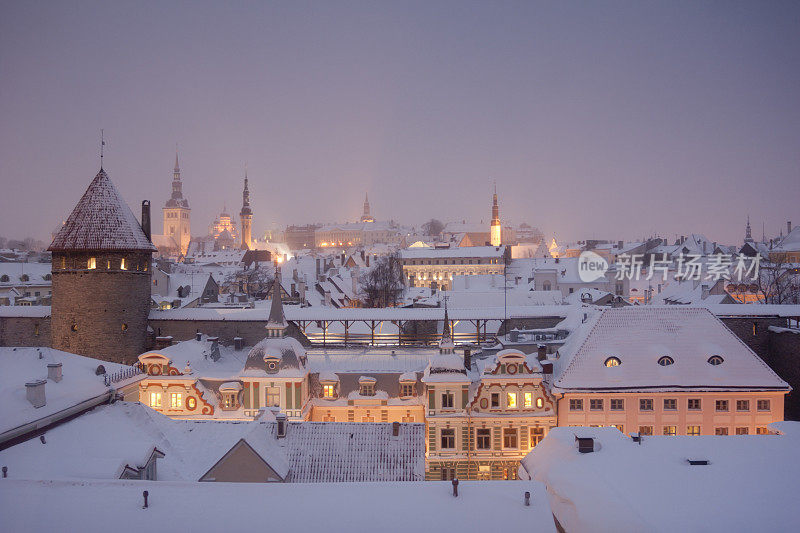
[1,1,798,245]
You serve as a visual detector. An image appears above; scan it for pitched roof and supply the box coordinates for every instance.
[49,168,156,252]
[554,307,789,391]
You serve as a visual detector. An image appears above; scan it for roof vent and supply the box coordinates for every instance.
[276,413,287,438]
[687,459,709,466]
[575,436,595,453]
[392,421,400,437]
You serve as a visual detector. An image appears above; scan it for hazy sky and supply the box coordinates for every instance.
[1,1,798,245]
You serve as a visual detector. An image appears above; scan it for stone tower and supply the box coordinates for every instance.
[240,170,253,250]
[162,150,191,256]
[490,184,501,247]
[49,167,156,364]
[360,193,374,223]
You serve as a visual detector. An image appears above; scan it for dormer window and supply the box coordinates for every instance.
[322,384,337,399]
[604,357,621,367]
[400,383,415,397]
[707,355,724,366]
[359,376,377,396]
[263,356,280,374]
[399,372,417,398]
[219,382,242,410]
[657,356,674,366]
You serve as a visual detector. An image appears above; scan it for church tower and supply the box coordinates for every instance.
[240,170,253,249]
[162,150,191,256]
[49,166,156,364]
[744,215,754,244]
[360,193,374,223]
[490,185,501,247]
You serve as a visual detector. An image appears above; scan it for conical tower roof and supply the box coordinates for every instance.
[49,168,156,252]
[266,266,288,336]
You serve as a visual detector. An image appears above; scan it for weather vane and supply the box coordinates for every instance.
[100,129,106,168]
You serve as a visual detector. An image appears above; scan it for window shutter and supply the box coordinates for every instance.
[294,382,302,409]
[243,383,251,408]
[429,390,436,409]
[285,382,293,409]
[461,386,469,408]
[429,426,437,451]
[461,426,470,451]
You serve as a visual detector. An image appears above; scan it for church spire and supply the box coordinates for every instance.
[439,296,454,354]
[745,215,753,243]
[266,262,288,337]
[360,192,374,222]
[490,183,501,246]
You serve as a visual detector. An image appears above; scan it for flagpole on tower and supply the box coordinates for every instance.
[100,129,105,169]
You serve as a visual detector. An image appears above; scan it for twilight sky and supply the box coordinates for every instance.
[1,1,798,245]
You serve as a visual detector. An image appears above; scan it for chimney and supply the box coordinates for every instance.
[26,379,46,408]
[324,290,331,307]
[702,241,707,255]
[234,337,243,351]
[537,344,547,361]
[366,255,370,267]
[208,337,220,361]
[789,221,793,235]
[701,284,710,300]
[463,348,471,370]
[340,253,345,265]
[276,413,287,438]
[298,280,306,303]
[509,328,519,342]
[47,362,62,383]
[195,330,202,341]
[617,240,623,249]
[316,258,321,276]
[141,201,152,242]
[541,361,553,375]
[360,250,365,261]
[452,478,459,497]
[392,421,400,437]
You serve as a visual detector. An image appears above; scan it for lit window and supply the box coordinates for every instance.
[613,424,624,433]
[688,398,701,410]
[638,426,653,436]
[687,425,701,436]
[657,356,674,366]
[507,392,517,409]
[757,400,771,411]
[715,427,728,435]
[530,427,545,446]
[604,357,621,367]
[441,428,455,449]
[222,393,237,409]
[663,425,676,436]
[663,398,677,410]
[756,427,769,435]
[707,355,724,366]
[639,398,654,411]
[610,398,624,411]
[590,399,604,411]
[569,399,583,411]
[87,257,96,269]
[170,392,182,408]
[322,384,336,399]
[149,392,161,408]
[536,397,544,408]
[524,392,533,408]
[502,427,518,449]
[476,428,491,449]
[266,387,280,407]
[715,400,729,412]
[735,427,749,435]
[121,323,128,331]
[120,258,127,270]
[736,400,750,411]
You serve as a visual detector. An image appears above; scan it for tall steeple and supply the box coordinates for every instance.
[360,192,374,223]
[490,183,501,247]
[439,297,454,354]
[745,215,754,243]
[240,167,253,250]
[266,262,288,338]
[163,147,191,256]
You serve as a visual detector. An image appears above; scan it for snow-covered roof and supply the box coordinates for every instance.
[49,169,156,252]
[554,307,789,392]
[0,347,137,438]
[399,245,505,259]
[519,424,800,532]
[774,225,800,252]
[0,478,554,532]
[244,336,306,377]
[271,421,424,482]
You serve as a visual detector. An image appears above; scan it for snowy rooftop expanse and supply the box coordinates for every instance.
[0,478,555,533]
[0,347,136,437]
[519,424,800,532]
[48,169,156,252]
[399,245,505,259]
[554,307,789,392]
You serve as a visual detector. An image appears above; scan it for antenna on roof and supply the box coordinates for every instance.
[100,129,106,169]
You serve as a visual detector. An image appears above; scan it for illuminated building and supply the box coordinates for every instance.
[240,170,253,250]
[161,151,191,256]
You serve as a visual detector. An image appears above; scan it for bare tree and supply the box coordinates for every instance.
[225,265,274,298]
[756,254,800,304]
[422,219,445,237]
[359,253,405,307]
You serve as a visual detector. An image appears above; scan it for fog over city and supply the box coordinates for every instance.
[1,1,798,243]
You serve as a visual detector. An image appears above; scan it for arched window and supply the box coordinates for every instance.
[657,356,674,366]
[604,357,621,367]
[20,274,29,282]
[0,274,9,282]
[707,355,724,366]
